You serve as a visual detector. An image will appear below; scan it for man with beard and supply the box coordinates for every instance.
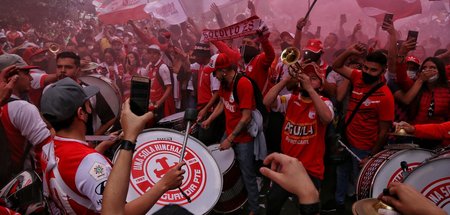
[22,47,57,107]
[201,53,260,215]
[263,63,333,215]
[0,62,51,181]
[51,51,116,135]
[332,45,394,213]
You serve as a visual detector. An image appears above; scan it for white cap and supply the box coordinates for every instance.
[147,44,161,52]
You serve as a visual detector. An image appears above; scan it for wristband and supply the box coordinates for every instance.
[298,202,320,215]
[119,140,135,152]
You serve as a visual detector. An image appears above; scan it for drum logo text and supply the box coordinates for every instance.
[130,140,207,205]
[422,177,450,208]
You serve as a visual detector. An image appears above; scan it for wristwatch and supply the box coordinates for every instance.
[119,140,135,152]
[298,202,320,215]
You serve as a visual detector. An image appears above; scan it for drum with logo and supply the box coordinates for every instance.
[157,111,198,134]
[356,146,434,199]
[0,171,47,214]
[79,74,121,131]
[124,128,222,214]
[208,144,247,213]
[403,155,450,213]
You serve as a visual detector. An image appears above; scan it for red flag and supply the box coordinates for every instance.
[95,0,148,24]
[356,0,422,22]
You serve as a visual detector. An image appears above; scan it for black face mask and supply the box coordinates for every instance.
[300,90,310,98]
[362,72,379,84]
[303,51,321,62]
[240,45,259,63]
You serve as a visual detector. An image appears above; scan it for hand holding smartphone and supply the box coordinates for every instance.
[382,13,394,30]
[406,30,419,50]
[130,76,150,116]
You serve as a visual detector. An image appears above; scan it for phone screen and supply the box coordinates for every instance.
[130,76,150,116]
[406,31,419,50]
[382,14,394,30]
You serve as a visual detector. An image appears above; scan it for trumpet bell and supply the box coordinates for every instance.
[49,43,60,54]
[280,47,301,65]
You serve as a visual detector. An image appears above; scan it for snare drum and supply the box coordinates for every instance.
[79,74,121,131]
[208,144,247,213]
[357,147,434,199]
[403,157,450,214]
[158,111,198,134]
[123,128,222,214]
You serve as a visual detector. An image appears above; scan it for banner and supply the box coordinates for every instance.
[180,0,245,17]
[144,0,187,25]
[356,0,422,22]
[95,0,149,24]
[201,16,262,42]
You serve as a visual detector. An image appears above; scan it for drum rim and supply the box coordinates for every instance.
[357,148,434,199]
[207,143,236,175]
[158,111,186,123]
[131,128,224,214]
[79,74,122,110]
[403,157,450,183]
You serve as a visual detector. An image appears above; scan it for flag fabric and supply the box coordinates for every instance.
[95,0,149,24]
[356,0,422,22]
[144,0,187,25]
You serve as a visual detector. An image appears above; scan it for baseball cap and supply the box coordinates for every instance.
[147,44,161,53]
[304,39,323,53]
[280,31,294,41]
[192,43,211,58]
[303,63,325,84]
[206,53,232,74]
[0,32,5,39]
[22,47,48,63]
[0,53,39,71]
[406,56,420,65]
[41,77,99,123]
[111,36,123,44]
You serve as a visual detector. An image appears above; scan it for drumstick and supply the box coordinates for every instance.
[337,139,362,162]
[304,0,318,19]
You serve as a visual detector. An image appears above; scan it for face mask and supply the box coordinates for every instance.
[300,90,310,98]
[362,72,379,84]
[407,70,417,79]
[240,45,259,64]
[303,51,321,62]
[428,74,439,83]
[88,45,94,50]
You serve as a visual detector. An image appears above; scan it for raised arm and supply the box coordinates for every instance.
[332,43,365,79]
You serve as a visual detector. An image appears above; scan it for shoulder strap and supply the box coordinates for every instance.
[344,82,384,128]
[232,73,244,104]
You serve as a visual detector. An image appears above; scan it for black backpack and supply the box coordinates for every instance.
[232,73,268,121]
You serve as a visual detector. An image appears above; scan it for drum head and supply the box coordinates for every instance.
[79,75,121,117]
[207,144,235,174]
[159,112,185,124]
[404,158,450,213]
[125,128,222,214]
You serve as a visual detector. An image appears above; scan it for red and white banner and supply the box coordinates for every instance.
[144,0,187,25]
[95,0,149,24]
[201,16,263,42]
[356,0,422,22]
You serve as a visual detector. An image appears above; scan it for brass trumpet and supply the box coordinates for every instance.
[49,43,60,55]
[280,47,321,80]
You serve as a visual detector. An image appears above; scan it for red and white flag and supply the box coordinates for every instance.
[95,0,148,24]
[144,0,187,25]
[356,0,422,22]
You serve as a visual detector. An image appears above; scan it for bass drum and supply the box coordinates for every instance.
[403,156,450,214]
[122,128,222,214]
[357,146,434,199]
[157,111,198,134]
[0,171,47,215]
[79,74,121,131]
[208,144,247,213]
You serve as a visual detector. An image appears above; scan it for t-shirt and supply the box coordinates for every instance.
[187,63,220,110]
[41,136,112,214]
[273,93,333,179]
[218,76,255,143]
[346,70,395,150]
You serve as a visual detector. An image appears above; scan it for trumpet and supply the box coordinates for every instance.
[48,43,60,55]
[280,47,320,79]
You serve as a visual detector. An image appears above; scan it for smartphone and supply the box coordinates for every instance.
[382,13,394,30]
[406,30,419,50]
[130,76,150,116]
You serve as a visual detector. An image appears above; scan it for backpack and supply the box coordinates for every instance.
[232,74,268,121]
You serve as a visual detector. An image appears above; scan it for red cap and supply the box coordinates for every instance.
[303,63,325,84]
[208,53,232,72]
[406,56,420,65]
[22,47,47,63]
[304,39,323,53]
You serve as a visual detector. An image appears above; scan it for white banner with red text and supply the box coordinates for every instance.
[144,0,187,25]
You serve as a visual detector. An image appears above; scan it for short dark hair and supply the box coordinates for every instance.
[44,112,76,131]
[366,50,387,67]
[57,51,81,67]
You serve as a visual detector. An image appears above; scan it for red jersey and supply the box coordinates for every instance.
[218,76,256,143]
[276,93,333,180]
[346,70,395,151]
[244,39,275,93]
[413,87,450,125]
[195,64,219,109]
[415,121,450,146]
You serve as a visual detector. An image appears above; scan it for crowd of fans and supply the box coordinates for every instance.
[0,1,449,215]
